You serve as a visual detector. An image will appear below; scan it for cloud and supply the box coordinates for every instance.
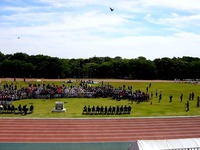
[144,12,200,33]
[1,26,200,60]
[142,0,200,11]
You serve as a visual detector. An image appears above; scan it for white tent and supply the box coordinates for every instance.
[128,138,200,150]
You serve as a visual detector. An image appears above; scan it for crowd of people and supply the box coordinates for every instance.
[0,80,150,116]
[0,81,150,104]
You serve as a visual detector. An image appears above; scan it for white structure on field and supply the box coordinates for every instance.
[52,102,66,112]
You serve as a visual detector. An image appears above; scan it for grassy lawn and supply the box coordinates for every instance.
[1,81,200,118]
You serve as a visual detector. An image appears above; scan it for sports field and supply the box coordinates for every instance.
[0,78,200,150]
[0,78,200,118]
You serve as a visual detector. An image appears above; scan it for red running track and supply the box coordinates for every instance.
[0,117,200,142]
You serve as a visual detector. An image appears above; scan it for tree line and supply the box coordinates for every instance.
[0,52,200,80]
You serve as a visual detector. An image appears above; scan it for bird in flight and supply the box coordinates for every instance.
[110,7,114,11]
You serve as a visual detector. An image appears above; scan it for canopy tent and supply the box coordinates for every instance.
[128,138,200,150]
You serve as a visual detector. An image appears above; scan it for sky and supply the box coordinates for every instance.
[1,0,200,60]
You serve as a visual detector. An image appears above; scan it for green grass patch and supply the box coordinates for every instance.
[1,81,200,118]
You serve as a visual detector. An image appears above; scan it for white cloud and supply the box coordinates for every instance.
[142,0,200,11]
[1,6,30,12]
[160,13,200,27]
[34,0,104,8]
[144,12,200,30]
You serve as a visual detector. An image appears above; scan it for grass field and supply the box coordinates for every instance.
[0,79,200,118]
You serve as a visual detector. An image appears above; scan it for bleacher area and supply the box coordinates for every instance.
[82,105,132,115]
[0,104,34,115]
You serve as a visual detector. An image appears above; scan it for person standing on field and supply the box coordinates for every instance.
[191,92,195,100]
[197,96,200,108]
[186,101,189,112]
[180,93,183,102]
[169,94,173,102]
[189,93,192,101]
[155,90,158,98]
[158,91,162,103]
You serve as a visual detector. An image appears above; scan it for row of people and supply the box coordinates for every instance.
[82,105,132,115]
[0,104,34,115]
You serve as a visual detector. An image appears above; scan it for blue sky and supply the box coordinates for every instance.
[1,0,200,60]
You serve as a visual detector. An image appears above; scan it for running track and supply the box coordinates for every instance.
[0,117,200,142]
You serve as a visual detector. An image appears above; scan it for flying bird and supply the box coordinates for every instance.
[110,7,114,11]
